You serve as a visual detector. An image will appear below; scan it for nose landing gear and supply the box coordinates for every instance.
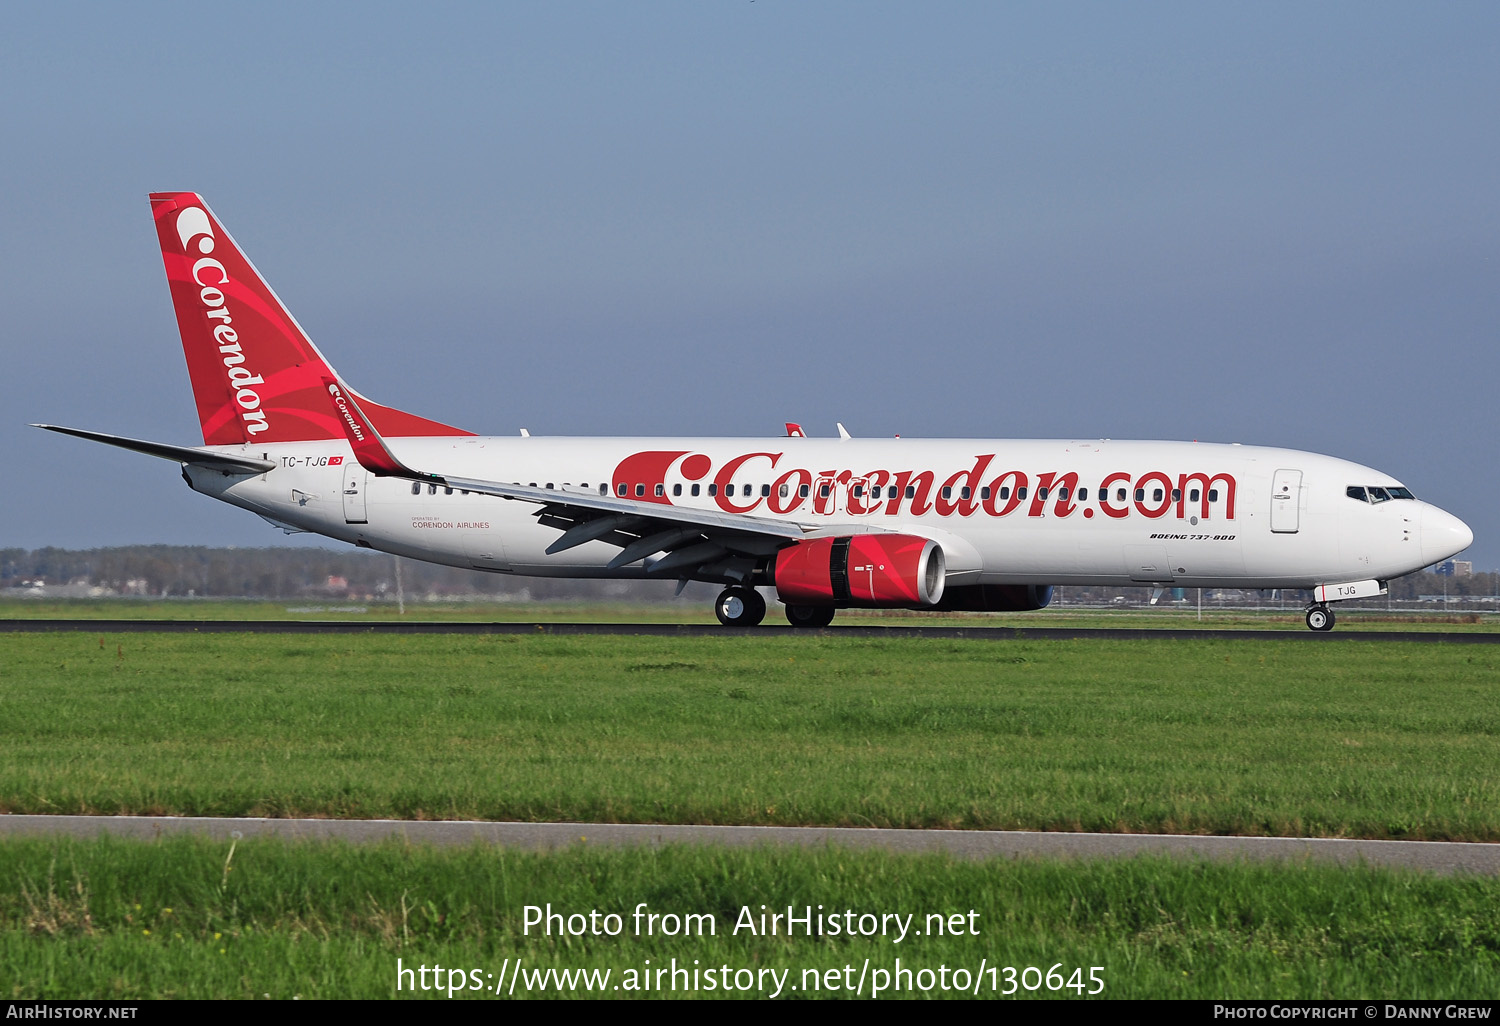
[1305,604,1335,632]
[714,587,766,627]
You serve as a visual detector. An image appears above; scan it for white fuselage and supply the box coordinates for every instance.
[185,436,1470,591]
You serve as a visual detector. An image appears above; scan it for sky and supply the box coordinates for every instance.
[4,2,1497,567]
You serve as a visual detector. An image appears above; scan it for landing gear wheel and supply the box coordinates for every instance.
[715,587,766,627]
[1305,605,1335,632]
[785,604,836,629]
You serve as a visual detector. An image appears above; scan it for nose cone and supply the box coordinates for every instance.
[1421,505,1474,566]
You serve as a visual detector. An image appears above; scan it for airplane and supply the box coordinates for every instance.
[35,192,1474,631]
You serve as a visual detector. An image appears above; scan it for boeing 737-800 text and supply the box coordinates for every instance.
[36,194,1473,630]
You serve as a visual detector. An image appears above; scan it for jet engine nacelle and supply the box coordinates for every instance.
[773,534,945,607]
[932,583,1054,612]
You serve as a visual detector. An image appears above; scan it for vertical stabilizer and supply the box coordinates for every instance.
[150,192,471,445]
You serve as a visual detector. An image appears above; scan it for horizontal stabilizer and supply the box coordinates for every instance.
[32,424,276,474]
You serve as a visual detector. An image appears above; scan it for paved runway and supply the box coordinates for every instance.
[4,619,1498,642]
[2,815,1495,874]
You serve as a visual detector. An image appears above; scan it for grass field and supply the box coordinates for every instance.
[2,631,1496,839]
[4,595,1498,631]
[3,836,1497,999]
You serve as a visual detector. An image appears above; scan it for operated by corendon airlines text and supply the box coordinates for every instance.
[394,904,1104,998]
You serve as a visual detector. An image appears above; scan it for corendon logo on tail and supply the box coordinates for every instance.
[610,451,1237,522]
[175,207,270,436]
[326,383,366,442]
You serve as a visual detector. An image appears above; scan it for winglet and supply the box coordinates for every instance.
[785,422,805,438]
[324,378,433,479]
[836,422,852,440]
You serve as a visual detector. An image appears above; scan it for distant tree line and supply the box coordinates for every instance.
[0,546,1491,604]
[0,546,690,602]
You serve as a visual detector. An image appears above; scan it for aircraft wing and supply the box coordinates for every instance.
[323,380,809,583]
[32,424,277,475]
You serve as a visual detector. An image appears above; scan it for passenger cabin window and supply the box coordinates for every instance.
[1190,488,1201,502]
[725,484,735,497]
[961,486,971,500]
[761,484,771,497]
[617,483,628,496]
[941,486,952,500]
[1116,488,1127,502]
[981,487,992,501]
[654,484,664,497]
[819,484,830,498]
[1057,487,1069,500]
[691,483,701,497]
[1208,489,1219,502]
[708,484,718,496]
[429,484,438,495]
[1171,488,1180,502]
[904,485,916,499]
[1134,488,1145,502]
[799,484,809,498]
[673,484,682,497]
[1038,487,1049,500]
[411,482,420,495]
[780,484,790,498]
[635,484,646,497]
[1076,487,1087,501]
[851,484,864,498]
[1017,487,1027,500]
[600,484,608,495]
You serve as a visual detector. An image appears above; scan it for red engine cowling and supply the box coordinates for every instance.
[773,534,946,607]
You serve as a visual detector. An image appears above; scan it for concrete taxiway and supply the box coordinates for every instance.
[2,816,1496,875]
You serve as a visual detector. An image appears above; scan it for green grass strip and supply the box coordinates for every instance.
[3,595,1499,630]
[1,634,1496,838]
[2,836,1497,1000]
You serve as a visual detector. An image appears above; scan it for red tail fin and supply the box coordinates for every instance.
[150,192,472,445]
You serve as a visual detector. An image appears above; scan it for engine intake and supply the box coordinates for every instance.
[773,534,945,607]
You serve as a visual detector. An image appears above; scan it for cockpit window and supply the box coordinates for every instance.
[1349,484,1416,503]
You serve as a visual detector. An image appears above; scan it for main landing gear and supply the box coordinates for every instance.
[714,587,766,627]
[1305,604,1336,632]
[784,604,836,629]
